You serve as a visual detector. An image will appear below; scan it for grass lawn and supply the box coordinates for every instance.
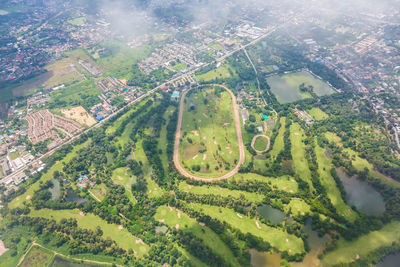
[178,181,264,202]
[155,206,240,266]
[9,151,19,160]
[88,183,107,202]
[176,246,208,267]
[158,106,176,170]
[95,40,151,79]
[68,17,86,26]
[315,145,357,222]
[20,245,53,267]
[323,221,400,265]
[268,117,285,159]
[231,173,298,193]
[9,140,91,209]
[188,203,305,255]
[267,71,334,104]
[28,209,149,257]
[170,63,187,72]
[196,64,236,82]
[284,199,311,217]
[146,176,165,198]
[254,136,269,151]
[111,167,137,204]
[308,107,329,121]
[179,87,239,178]
[290,123,313,190]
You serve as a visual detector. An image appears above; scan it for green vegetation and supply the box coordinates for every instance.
[308,107,328,120]
[189,203,305,255]
[254,136,269,151]
[269,117,286,159]
[196,64,236,82]
[68,17,86,26]
[315,145,357,221]
[232,173,298,193]
[155,206,240,266]
[290,123,313,189]
[20,245,53,267]
[29,209,149,256]
[178,181,264,202]
[284,199,311,217]
[323,221,400,265]
[179,87,239,177]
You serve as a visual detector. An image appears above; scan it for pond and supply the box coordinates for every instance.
[48,179,60,200]
[336,169,385,216]
[267,71,335,104]
[376,252,400,267]
[257,204,285,224]
[65,188,88,205]
[250,249,281,267]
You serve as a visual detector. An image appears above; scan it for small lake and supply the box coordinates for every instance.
[336,169,385,216]
[257,204,285,224]
[292,218,329,267]
[376,253,400,267]
[65,188,88,205]
[0,10,9,15]
[48,179,60,200]
[250,249,281,267]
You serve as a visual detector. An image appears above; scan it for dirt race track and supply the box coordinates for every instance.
[173,84,245,182]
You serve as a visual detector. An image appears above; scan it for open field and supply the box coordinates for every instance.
[178,87,240,178]
[253,135,270,151]
[20,245,53,267]
[68,17,86,26]
[269,117,285,159]
[308,107,328,121]
[231,173,298,193]
[60,106,96,127]
[290,123,313,190]
[8,139,90,209]
[176,246,208,267]
[196,64,236,82]
[155,206,240,266]
[146,176,165,198]
[315,145,357,221]
[29,209,149,257]
[284,199,311,217]
[189,203,305,255]
[178,181,264,202]
[267,71,334,104]
[323,221,400,265]
[88,183,107,202]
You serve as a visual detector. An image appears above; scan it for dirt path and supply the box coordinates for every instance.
[173,84,245,182]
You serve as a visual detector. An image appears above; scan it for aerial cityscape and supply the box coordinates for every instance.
[0,0,400,266]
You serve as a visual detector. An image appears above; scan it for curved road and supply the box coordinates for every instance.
[173,84,245,182]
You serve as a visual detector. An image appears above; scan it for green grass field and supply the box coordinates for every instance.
[323,221,400,265]
[179,87,239,178]
[188,203,305,255]
[284,199,311,217]
[111,167,137,203]
[20,245,53,267]
[29,209,149,257]
[315,145,357,221]
[94,40,151,79]
[267,71,334,104]
[146,176,165,198]
[170,63,187,72]
[196,64,236,82]
[290,123,313,190]
[154,206,240,266]
[68,17,86,26]
[254,136,269,151]
[176,246,208,267]
[308,108,329,121]
[88,183,107,202]
[178,181,264,202]
[9,140,91,209]
[230,173,298,193]
[268,117,286,160]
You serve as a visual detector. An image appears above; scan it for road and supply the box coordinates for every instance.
[1,15,297,186]
[173,84,245,182]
